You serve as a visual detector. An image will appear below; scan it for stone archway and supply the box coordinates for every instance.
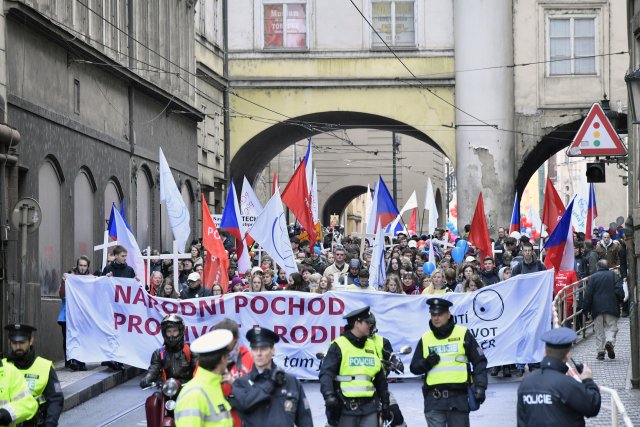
[321,185,368,226]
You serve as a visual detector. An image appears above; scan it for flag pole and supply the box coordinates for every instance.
[419,209,425,235]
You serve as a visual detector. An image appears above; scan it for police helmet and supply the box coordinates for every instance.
[161,314,185,349]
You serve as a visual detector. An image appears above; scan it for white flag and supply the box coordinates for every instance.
[114,207,145,280]
[369,223,386,289]
[240,176,263,217]
[386,191,417,236]
[571,181,589,233]
[428,238,435,265]
[311,169,319,223]
[159,148,191,252]
[247,189,298,278]
[425,178,438,235]
[366,179,380,235]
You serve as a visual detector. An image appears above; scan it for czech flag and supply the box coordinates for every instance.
[372,176,400,232]
[107,200,131,240]
[544,199,575,272]
[509,192,519,234]
[282,141,317,247]
[220,181,251,275]
[585,184,598,240]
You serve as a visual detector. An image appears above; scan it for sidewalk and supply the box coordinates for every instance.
[570,317,640,425]
[56,361,141,411]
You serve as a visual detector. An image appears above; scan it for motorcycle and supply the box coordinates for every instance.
[144,378,182,427]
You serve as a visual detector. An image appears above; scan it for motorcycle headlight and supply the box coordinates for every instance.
[165,400,176,411]
[162,379,179,398]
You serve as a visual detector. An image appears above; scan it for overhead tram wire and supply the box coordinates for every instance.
[61,1,579,146]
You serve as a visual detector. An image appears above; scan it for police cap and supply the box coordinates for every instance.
[5,324,37,342]
[246,326,280,348]
[342,306,373,322]
[427,298,453,314]
[540,327,576,349]
[190,329,233,355]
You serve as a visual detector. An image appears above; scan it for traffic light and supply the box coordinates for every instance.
[586,162,605,183]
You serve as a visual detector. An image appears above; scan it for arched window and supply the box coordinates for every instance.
[104,180,122,227]
[38,161,62,296]
[136,168,152,250]
[74,170,95,262]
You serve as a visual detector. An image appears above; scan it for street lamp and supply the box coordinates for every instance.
[625,68,640,123]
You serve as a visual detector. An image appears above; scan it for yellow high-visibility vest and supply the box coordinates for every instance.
[4,356,51,406]
[0,361,38,424]
[421,325,469,386]
[175,368,232,427]
[334,336,381,398]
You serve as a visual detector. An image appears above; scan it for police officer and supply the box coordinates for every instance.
[229,327,312,427]
[369,314,405,427]
[517,327,601,426]
[4,324,63,427]
[140,315,196,387]
[319,306,391,427]
[175,329,234,427]
[410,298,488,427]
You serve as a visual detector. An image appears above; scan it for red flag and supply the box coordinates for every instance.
[468,193,493,260]
[202,194,230,292]
[542,178,566,235]
[272,171,278,196]
[282,161,317,247]
[408,208,417,236]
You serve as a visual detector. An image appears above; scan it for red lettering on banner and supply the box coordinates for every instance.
[128,315,143,333]
[114,285,130,303]
[251,296,268,314]
[289,298,305,315]
[148,296,160,310]
[308,298,325,315]
[146,317,161,335]
[198,298,225,317]
[329,297,345,315]
[291,326,308,343]
[274,325,289,343]
[311,326,326,343]
[181,301,197,316]
[114,313,126,329]
[272,297,285,315]
[235,296,248,313]
[132,287,147,305]
[162,301,179,314]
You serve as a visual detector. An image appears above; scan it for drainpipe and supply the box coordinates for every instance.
[222,0,231,189]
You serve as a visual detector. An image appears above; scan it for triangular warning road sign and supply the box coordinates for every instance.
[566,103,627,157]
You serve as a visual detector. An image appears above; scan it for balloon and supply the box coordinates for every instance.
[524,221,532,228]
[520,216,527,224]
[616,216,625,226]
[451,247,465,264]
[423,262,436,275]
[456,240,469,253]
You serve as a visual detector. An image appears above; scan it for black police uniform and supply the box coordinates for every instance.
[517,328,601,426]
[319,306,390,427]
[5,324,64,427]
[229,327,312,427]
[410,299,488,427]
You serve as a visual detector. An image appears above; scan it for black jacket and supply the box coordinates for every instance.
[142,345,196,384]
[318,330,390,416]
[583,267,624,318]
[102,261,136,278]
[229,363,313,427]
[480,269,500,286]
[7,351,64,427]
[179,284,212,299]
[512,258,546,276]
[517,356,600,426]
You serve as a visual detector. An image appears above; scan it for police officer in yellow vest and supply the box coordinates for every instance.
[175,329,234,427]
[410,299,488,427]
[4,324,63,427]
[319,306,390,427]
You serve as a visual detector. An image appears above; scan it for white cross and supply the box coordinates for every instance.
[431,238,455,249]
[94,230,118,272]
[252,243,265,266]
[140,240,191,290]
[491,241,503,255]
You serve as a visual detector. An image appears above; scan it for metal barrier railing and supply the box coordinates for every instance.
[553,268,633,426]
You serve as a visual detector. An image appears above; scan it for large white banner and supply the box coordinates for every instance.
[66,271,554,379]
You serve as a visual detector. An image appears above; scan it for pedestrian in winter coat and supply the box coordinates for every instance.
[480,257,500,286]
[102,245,136,278]
[512,242,546,276]
[582,260,625,361]
[595,233,620,267]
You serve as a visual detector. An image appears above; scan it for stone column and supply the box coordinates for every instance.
[454,0,515,235]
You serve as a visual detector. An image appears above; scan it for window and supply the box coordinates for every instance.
[549,17,596,76]
[372,1,415,48]
[39,161,62,296]
[74,171,94,262]
[136,169,152,250]
[263,2,307,49]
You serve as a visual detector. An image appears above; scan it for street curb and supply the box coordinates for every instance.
[62,366,142,411]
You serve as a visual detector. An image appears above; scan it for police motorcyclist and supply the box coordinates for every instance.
[369,314,406,427]
[139,314,196,387]
[517,327,601,426]
[4,324,63,427]
[319,306,391,427]
[410,298,488,426]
